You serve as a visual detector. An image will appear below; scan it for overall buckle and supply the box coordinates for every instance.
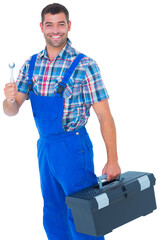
[28,83,33,91]
[57,83,66,96]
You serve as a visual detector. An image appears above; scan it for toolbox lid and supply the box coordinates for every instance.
[66,171,156,210]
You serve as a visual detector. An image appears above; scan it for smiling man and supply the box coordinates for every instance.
[3,3,121,240]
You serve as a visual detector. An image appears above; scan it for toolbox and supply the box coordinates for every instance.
[66,171,157,237]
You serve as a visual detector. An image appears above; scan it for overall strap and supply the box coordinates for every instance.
[57,53,86,96]
[28,54,38,91]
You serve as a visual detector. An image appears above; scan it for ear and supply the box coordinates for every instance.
[40,22,44,33]
[68,21,71,32]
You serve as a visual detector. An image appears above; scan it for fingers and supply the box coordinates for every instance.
[102,162,121,182]
[4,82,18,102]
[106,172,120,182]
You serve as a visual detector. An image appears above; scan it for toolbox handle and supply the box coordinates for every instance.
[98,174,121,189]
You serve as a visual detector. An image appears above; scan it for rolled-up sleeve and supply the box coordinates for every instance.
[83,59,109,105]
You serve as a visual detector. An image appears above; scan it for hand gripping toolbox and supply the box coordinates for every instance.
[66,171,157,237]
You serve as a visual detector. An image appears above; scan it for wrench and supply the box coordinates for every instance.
[8,62,15,83]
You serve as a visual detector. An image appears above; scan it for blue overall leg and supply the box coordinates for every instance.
[37,139,73,239]
[38,129,105,240]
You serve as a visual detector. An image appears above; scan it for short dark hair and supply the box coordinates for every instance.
[41,3,69,24]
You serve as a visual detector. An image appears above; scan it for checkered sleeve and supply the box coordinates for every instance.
[16,59,30,95]
[83,59,109,105]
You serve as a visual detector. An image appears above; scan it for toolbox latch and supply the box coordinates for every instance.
[137,175,150,191]
[94,193,109,210]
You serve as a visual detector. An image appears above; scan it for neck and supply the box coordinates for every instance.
[46,41,67,61]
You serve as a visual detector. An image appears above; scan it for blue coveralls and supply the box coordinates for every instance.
[28,53,105,240]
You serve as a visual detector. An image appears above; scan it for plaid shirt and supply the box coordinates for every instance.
[16,39,109,131]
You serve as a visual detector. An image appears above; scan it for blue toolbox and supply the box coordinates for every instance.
[66,171,157,237]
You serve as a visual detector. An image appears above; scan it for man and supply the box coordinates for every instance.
[3,3,121,240]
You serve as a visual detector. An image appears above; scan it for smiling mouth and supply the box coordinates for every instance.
[51,35,61,39]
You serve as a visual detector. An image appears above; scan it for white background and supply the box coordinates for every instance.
[0,0,159,239]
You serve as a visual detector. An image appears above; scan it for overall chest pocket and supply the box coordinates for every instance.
[31,94,64,136]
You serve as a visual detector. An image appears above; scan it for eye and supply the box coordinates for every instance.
[59,22,66,27]
[45,23,52,27]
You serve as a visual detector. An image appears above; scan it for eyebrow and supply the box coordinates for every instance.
[45,22,52,25]
[45,21,66,25]
[58,21,66,24]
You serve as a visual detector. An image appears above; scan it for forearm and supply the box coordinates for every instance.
[100,114,118,163]
[100,114,121,180]
[3,99,20,116]
[93,99,121,180]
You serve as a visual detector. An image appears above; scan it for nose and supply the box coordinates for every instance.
[52,25,59,34]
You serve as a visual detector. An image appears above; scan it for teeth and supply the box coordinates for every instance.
[52,35,60,39]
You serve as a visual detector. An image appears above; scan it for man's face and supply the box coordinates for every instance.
[40,12,71,49]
